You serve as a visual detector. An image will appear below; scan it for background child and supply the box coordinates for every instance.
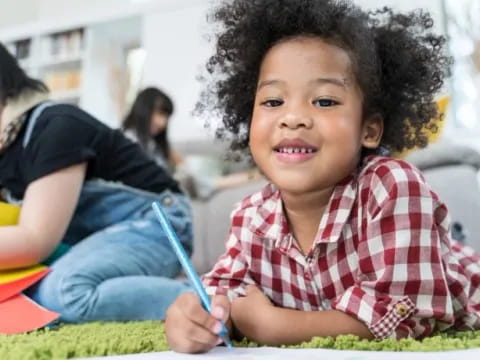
[0,43,192,322]
[123,87,183,171]
[165,0,480,353]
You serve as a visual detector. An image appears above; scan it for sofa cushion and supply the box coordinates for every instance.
[191,180,266,274]
[420,164,480,252]
[407,142,480,252]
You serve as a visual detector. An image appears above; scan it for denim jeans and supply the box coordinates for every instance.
[26,180,193,322]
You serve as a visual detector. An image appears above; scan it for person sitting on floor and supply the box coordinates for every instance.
[0,42,193,323]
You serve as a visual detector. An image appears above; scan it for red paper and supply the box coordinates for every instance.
[0,293,59,334]
[0,268,50,302]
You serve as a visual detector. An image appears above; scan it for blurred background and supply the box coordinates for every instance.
[1,0,479,170]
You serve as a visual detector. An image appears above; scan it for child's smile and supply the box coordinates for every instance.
[273,138,318,164]
[249,36,382,199]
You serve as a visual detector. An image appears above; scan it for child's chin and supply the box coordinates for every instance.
[275,179,321,195]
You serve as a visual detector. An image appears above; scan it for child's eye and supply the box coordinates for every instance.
[313,98,338,107]
[261,99,284,107]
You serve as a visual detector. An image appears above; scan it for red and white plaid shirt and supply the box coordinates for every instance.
[203,155,480,340]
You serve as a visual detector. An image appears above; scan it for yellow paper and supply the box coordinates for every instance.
[0,265,48,285]
[394,95,450,158]
[0,202,21,226]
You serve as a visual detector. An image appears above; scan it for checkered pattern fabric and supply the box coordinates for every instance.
[203,156,480,339]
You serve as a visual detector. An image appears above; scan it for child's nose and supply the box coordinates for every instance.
[280,112,313,130]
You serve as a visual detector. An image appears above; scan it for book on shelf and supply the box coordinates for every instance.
[39,28,84,64]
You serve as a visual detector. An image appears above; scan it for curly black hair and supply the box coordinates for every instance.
[196,0,452,157]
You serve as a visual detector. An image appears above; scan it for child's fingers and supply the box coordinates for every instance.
[211,294,230,323]
[167,320,219,354]
[165,294,219,353]
[178,292,224,334]
[183,320,221,349]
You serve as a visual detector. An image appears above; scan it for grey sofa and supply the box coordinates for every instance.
[190,142,480,275]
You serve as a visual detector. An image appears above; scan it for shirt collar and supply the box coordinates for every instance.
[1,90,49,133]
[314,174,357,245]
[249,173,358,248]
[0,90,50,152]
[249,183,289,243]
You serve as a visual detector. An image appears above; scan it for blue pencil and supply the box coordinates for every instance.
[152,202,233,349]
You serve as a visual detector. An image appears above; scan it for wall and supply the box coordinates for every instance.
[81,17,142,128]
[0,0,39,29]
[142,1,215,143]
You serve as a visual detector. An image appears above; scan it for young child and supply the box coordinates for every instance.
[165,0,480,353]
[123,87,183,171]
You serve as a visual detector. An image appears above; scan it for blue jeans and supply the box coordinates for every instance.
[26,180,193,322]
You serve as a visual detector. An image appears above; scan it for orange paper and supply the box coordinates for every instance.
[1,203,58,333]
[0,293,59,334]
[0,267,50,302]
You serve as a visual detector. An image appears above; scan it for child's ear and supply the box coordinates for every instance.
[361,113,383,149]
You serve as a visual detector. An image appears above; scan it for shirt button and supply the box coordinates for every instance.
[395,304,409,316]
[162,196,173,207]
[304,272,311,280]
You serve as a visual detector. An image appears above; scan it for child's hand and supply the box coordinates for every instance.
[165,292,230,353]
[231,285,276,343]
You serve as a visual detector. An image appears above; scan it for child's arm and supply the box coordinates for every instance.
[0,163,86,269]
[328,162,466,340]
[231,285,373,345]
[329,162,449,340]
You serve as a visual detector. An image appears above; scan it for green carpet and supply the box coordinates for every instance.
[1,322,480,360]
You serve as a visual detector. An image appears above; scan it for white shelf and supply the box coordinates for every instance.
[38,54,84,68]
[3,14,143,128]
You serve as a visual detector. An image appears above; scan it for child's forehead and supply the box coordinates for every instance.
[265,36,353,61]
[259,36,356,81]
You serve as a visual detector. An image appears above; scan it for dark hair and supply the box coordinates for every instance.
[197,0,452,157]
[0,42,48,104]
[123,87,174,161]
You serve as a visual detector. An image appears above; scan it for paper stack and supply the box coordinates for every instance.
[0,202,59,334]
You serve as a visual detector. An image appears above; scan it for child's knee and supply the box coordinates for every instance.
[57,272,100,323]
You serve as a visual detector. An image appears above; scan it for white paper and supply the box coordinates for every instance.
[78,346,480,360]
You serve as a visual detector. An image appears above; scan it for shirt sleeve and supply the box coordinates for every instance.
[24,109,97,184]
[332,162,456,340]
[202,210,256,300]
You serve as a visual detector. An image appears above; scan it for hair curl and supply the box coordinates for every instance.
[196,0,452,157]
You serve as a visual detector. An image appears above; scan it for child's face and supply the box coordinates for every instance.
[249,37,382,196]
[150,111,168,136]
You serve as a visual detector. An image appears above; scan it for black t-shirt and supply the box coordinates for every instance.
[0,103,181,199]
